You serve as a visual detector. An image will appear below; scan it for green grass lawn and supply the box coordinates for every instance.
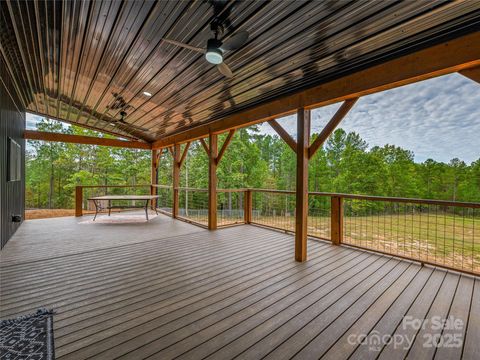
[250,213,480,274]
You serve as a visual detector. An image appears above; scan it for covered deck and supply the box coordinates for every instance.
[1,214,478,360]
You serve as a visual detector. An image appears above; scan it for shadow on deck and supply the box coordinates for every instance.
[0,213,478,359]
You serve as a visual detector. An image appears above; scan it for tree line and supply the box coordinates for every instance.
[26,118,480,209]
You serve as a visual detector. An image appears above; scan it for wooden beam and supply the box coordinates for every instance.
[152,32,480,149]
[168,146,174,157]
[172,144,181,218]
[208,133,218,230]
[295,108,310,262]
[24,130,151,149]
[178,142,191,167]
[268,120,297,153]
[199,138,209,155]
[459,66,480,84]
[308,98,359,158]
[26,110,143,142]
[216,129,236,165]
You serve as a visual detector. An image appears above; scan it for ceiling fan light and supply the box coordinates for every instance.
[206,38,223,64]
[206,48,223,64]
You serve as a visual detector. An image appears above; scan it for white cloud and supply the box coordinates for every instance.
[258,73,480,164]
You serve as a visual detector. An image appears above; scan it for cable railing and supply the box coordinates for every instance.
[177,187,209,226]
[74,184,479,275]
[152,184,173,216]
[336,194,480,274]
[245,189,480,274]
[250,189,296,232]
[217,189,246,226]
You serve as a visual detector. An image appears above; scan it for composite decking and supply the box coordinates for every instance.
[0,213,478,360]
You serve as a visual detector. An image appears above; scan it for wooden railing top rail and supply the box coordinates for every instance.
[76,184,480,208]
[176,187,208,192]
[217,188,249,193]
[309,192,480,208]
[79,185,151,189]
[249,188,480,208]
[250,188,296,195]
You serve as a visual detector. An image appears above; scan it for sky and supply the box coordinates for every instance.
[258,73,480,164]
[27,73,479,164]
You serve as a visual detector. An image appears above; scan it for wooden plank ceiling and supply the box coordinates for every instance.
[1,0,480,142]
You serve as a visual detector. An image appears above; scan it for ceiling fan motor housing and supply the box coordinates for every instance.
[206,38,223,64]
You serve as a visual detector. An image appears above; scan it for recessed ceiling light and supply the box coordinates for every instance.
[143,91,152,97]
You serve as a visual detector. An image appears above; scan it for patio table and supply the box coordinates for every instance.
[88,195,159,221]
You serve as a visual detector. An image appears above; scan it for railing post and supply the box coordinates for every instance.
[331,196,343,245]
[75,186,83,217]
[208,133,218,230]
[244,189,252,224]
[151,149,158,210]
[172,144,181,218]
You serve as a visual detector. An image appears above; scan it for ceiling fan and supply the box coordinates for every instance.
[111,111,149,132]
[106,93,148,132]
[162,26,249,78]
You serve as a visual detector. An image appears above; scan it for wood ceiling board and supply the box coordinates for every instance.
[1,0,479,142]
[151,31,480,148]
[92,1,219,132]
[144,0,411,133]
[170,2,480,135]
[125,1,270,127]
[151,1,477,135]
[90,1,191,130]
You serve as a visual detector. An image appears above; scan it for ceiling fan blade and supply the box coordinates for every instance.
[220,31,249,51]
[118,120,148,132]
[131,124,149,132]
[217,62,233,78]
[162,38,205,53]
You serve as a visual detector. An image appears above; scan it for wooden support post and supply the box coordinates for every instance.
[75,186,83,217]
[208,133,218,230]
[151,149,158,210]
[244,189,252,224]
[331,196,343,245]
[295,108,310,262]
[172,144,181,218]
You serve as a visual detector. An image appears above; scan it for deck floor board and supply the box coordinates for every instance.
[0,214,477,360]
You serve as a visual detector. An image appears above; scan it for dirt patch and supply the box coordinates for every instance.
[25,209,95,220]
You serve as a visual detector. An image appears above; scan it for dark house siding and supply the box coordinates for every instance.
[1,59,25,249]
